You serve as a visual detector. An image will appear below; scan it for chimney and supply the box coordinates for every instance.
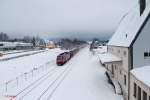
[139,0,146,16]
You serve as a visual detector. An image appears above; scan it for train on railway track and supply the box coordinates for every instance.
[0,53,3,57]
[56,48,79,66]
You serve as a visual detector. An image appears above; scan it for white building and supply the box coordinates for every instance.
[130,66,150,100]
[0,42,33,51]
[98,0,150,100]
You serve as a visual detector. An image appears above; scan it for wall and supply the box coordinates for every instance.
[133,16,150,68]
[130,73,150,100]
[108,46,130,100]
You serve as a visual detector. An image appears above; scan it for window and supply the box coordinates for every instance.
[144,52,149,57]
[126,34,128,38]
[118,50,120,53]
[143,91,147,100]
[133,83,137,98]
[124,51,126,56]
[112,65,114,75]
[124,75,126,86]
[0,44,3,46]
[120,70,122,75]
[138,86,141,100]
[115,65,117,70]
[144,52,150,58]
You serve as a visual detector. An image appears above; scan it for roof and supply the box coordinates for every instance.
[92,46,107,54]
[0,42,16,48]
[131,66,150,87]
[108,2,150,47]
[0,42,33,48]
[97,52,122,64]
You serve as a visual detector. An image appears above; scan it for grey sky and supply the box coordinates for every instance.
[0,0,136,39]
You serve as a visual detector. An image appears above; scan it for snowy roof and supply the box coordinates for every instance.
[98,52,122,64]
[15,42,33,46]
[44,40,54,44]
[0,42,33,48]
[108,2,150,47]
[131,66,150,87]
[92,46,107,54]
[0,42,16,48]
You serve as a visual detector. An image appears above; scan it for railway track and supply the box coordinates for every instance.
[36,63,72,100]
[46,66,72,100]
[10,66,58,100]
[13,63,72,100]
[37,48,85,100]
[3,48,80,100]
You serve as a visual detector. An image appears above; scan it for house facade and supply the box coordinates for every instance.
[98,0,150,100]
[107,46,130,100]
[130,66,150,100]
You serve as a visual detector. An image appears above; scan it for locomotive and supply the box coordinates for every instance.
[56,48,79,66]
[0,53,3,57]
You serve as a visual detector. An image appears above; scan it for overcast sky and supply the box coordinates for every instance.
[0,0,136,40]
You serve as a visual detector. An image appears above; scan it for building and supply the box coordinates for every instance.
[98,0,150,100]
[0,42,16,51]
[39,40,55,49]
[15,42,33,50]
[130,66,150,100]
[0,42,33,51]
[45,41,55,49]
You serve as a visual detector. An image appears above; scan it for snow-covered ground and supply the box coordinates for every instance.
[0,48,66,94]
[0,46,123,100]
[47,47,123,100]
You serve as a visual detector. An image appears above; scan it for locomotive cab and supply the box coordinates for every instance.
[0,53,3,57]
[56,53,65,66]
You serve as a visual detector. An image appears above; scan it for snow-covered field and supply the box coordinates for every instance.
[0,47,123,100]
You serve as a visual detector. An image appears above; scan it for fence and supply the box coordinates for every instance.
[0,60,55,93]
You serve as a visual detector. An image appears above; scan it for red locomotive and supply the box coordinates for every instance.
[56,52,71,66]
[56,48,79,66]
[0,53,3,57]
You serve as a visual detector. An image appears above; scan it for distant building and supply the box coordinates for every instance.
[0,42,16,51]
[45,41,55,49]
[39,40,55,49]
[98,0,150,100]
[15,42,33,50]
[0,42,33,51]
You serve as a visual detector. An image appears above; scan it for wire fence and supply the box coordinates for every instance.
[0,60,55,93]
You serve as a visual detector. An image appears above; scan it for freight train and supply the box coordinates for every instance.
[56,48,79,66]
